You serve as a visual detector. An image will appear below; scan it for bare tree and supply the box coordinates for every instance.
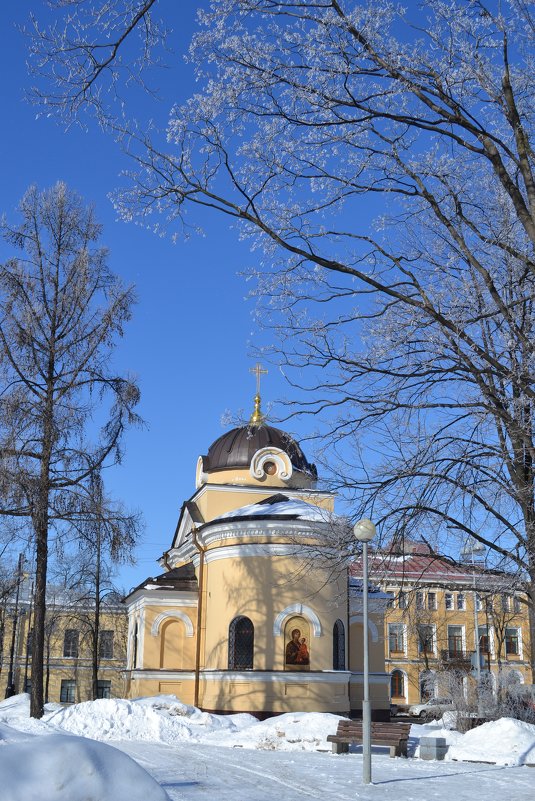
[27,2,535,675]
[0,183,140,717]
[61,471,138,700]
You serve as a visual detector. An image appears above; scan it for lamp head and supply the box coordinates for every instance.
[353,518,376,543]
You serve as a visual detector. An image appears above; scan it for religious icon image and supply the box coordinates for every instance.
[285,618,310,671]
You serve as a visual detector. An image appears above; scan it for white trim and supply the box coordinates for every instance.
[350,614,379,644]
[390,667,409,703]
[349,672,390,686]
[203,542,308,565]
[192,483,333,502]
[200,670,350,684]
[197,519,328,550]
[151,611,195,638]
[129,670,196,681]
[250,447,292,481]
[273,604,322,637]
[137,610,145,669]
[127,594,197,612]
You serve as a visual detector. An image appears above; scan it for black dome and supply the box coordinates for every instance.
[203,424,317,477]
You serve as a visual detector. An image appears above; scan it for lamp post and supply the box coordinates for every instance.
[461,539,485,712]
[353,518,376,785]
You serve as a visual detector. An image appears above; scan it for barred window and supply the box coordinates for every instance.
[63,629,79,658]
[333,619,345,670]
[228,616,254,670]
[99,630,114,660]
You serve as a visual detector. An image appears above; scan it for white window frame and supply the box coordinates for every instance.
[388,622,406,655]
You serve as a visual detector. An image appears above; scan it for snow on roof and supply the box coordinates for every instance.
[213,495,334,524]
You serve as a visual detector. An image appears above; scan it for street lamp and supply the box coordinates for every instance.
[461,540,486,691]
[353,518,376,785]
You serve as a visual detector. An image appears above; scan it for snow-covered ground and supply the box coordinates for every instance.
[1,694,534,801]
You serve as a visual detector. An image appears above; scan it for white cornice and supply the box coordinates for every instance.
[198,518,328,549]
[126,669,350,684]
[200,542,311,566]
[199,670,351,684]
[128,670,196,681]
[126,593,197,612]
[193,483,333,502]
[349,672,390,685]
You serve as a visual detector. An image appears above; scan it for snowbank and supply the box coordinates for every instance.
[0,724,169,801]
[448,717,535,766]
[44,695,259,744]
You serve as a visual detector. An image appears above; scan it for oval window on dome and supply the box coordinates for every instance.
[263,460,277,475]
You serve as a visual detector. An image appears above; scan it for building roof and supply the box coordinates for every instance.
[202,423,317,477]
[351,541,490,586]
[212,493,332,524]
[126,563,198,597]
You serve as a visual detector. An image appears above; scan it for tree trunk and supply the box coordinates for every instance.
[91,526,102,701]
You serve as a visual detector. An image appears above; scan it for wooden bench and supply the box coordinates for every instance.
[326,720,411,757]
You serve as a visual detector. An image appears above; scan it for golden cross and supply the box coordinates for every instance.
[250,362,268,395]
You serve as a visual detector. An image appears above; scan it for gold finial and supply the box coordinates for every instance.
[249,362,268,425]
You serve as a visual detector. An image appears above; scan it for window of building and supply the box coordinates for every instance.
[417,624,434,654]
[427,592,437,611]
[456,593,465,610]
[228,616,254,670]
[99,630,114,660]
[448,625,463,657]
[388,623,404,653]
[390,670,404,698]
[513,596,521,613]
[445,593,453,610]
[398,591,407,609]
[63,629,79,658]
[333,619,345,670]
[416,592,424,610]
[478,626,490,654]
[97,680,112,699]
[60,680,76,704]
[420,670,435,701]
[475,594,482,612]
[505,628,520,656]
[501,594,511,612]
[24,678,31,694]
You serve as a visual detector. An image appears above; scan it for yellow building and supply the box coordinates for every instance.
[0,583,127,703]
[352,541,532,708]
[124,394,390,718]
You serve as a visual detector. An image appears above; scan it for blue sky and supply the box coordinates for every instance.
[0,2,314,591]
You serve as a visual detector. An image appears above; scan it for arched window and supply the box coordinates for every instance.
[333,619,345,670]
[391,669,405,699]
[228,616,254,670]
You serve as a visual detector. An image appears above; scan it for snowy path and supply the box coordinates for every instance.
[116,741,535,801]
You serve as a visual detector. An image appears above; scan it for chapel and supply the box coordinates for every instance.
[124,376,390,718]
